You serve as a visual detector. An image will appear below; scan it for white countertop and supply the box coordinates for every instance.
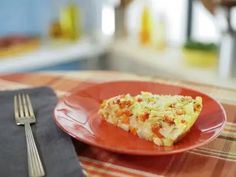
[110,39,236,90]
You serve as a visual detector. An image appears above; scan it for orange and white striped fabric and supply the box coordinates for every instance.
[0,71,235,177]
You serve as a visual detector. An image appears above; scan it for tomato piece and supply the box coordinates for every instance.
[130,127,137,135]
[119,102,126,109]
[139,112,149,122]
[118,100,132,109]
[151,125,164,139]
[164,115,175,125]
[122,115,129,124]
[126,100,132,107]
[124,110,133,116]
[115,110,123,116]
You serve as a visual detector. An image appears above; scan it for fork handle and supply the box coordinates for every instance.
[25,123,45,177]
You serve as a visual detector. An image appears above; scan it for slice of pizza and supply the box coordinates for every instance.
[98,91,202,146]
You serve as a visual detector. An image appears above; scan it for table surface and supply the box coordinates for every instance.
[0,71,235,177]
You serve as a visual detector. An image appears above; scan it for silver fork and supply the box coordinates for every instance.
[14,94,45,177]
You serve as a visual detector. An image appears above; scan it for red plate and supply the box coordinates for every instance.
[54,81,226,155]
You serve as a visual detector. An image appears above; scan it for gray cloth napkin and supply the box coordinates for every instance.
[0,87,84,177]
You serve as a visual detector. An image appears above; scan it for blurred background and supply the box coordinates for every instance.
[0,0,236,88]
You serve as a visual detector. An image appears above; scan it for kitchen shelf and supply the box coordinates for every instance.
[0,38,109,73]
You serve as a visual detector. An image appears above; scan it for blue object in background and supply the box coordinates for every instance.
[0,0,99,38]
[0,0,52,37]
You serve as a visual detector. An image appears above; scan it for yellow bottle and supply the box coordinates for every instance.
[60,1,80,41]
[139,5,152,45]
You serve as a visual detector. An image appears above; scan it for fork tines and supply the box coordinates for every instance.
[14,94,36,125]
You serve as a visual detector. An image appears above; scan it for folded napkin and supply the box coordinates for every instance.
[0,87,84,177]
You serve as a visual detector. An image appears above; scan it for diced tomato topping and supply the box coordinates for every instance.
[115,110,123,116]
[151,125,164,139]
[124,110,133,116]
[164,115,175,125]
[118,100,132,109]
[139,112,149,122]
[130,127,137,135]
[116,109,133,118]
[126,100,132,106]
[143,112,149,119]
[122,115,129,124]
[119,102,126,108]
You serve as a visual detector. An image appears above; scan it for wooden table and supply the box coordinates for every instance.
[0,71,235,177]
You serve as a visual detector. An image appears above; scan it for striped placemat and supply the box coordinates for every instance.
[0,71,235,177]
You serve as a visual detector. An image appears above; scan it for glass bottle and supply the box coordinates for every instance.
[59,0,80,41]
[139,5,152,45]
